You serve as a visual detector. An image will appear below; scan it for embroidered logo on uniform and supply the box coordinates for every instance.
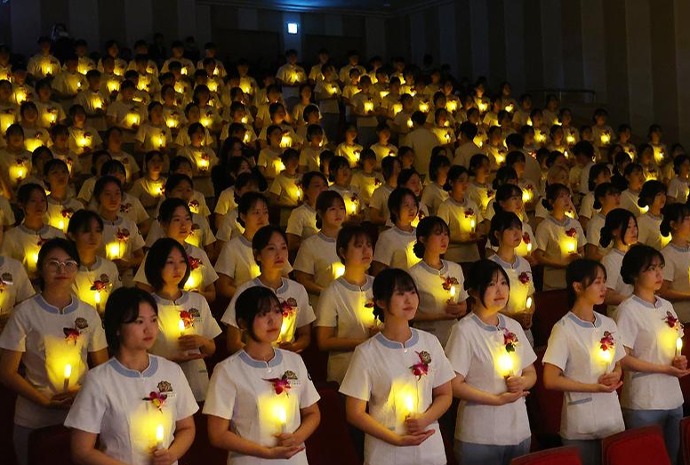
[61,208,74,219]
[179,309,200,329]
[143,382,172,412]
[522,232,531,244]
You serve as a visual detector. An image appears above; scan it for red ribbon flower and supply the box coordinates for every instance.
[90,280,108,292]
[503,328,519,353]
[61,208,74,218]
[487,189,495,199]
[409,351,431,380]
[63,327,81,345]
[518,272,531,284]
[143,391,167,412]
[664,312,682,331]
[565,227,577,238]
[441,276,459,291]
[264,370,298,396]
[179,310,195,329]
[116,228,130,241]
[120,203,132,214]
[374,177,382,186]
[464,208,474,218]
[522,232,531,244]
[364,299,375,308]
[281,298,298,318]
[188,256,201,271]
[600,331,615,352]
[188,199,199,209]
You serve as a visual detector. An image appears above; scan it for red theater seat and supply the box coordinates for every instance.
[602,425,670,465]
[525,346,563,450]
[28,425,73,465]
[532,289,569,347]
[510,446,582,465]
[680,416,690,465]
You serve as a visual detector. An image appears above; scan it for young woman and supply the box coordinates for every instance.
[534,183,585,290]
[65,287,197,465]
[408,216,468,346]
[371,187,422,275]
[215,192,274,299]
[659,204,690,323]
[128,150,167,216]
[285,171,329,256]
[293,190,345,301]
[636,180,668,251]
[420,151,450,216]
[1,183,64,280]
[43,158,83,233]
[315,225,377,384]
[143,238,221,401]
[615,245,688,465]
[206,286,321,465]
[93,176,145,286]
[584,182,621,261]
[488,212,537,346]
[487,184,537,263]
[542,259,625,465]
[223,226,315,355]
[135,199,218,302]
[437,165,483,263]
[0,238,108,465]
[67,209,121,313]
[599,209,638,312]
[445,259,537,465]
[339,268,455,465]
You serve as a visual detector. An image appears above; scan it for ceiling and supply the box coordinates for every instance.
[200,0,446,15]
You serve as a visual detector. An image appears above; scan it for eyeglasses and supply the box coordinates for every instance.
[45,259,79,273]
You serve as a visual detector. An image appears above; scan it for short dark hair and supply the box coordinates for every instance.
[464,259,510,308]
[372,268,418,323]
[621,245,665,285]
[104,287,158,354]
[388,187,417,225]
[336,225,372,263]
[489,211,523,247]
[36,238,80,291]
[159,198,191,224]
[235,286,282,341]
[144,238,190,291]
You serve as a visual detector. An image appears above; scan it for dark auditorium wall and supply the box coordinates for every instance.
[4,0,690,145]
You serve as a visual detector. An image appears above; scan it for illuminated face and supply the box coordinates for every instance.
[322,201,346,227]
[70,217,103,252]
[577,267,607,306]
[41,247,78,290]
[241,200,269,232]
[23,189,48,217]
[342,234,373,267]
[638,257,664,291]
[169,181,194,203]
[161,246,189,288]
[118,302,159,352]
[250,300,283,344]
[479,271,510,312]
[397,194,418,225]
[164,206,193,242]
[98,182,122,213]
[381,287,419,322]
[257,232,289,273]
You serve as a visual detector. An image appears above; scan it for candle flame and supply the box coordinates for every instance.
[155,424,165,445]
[677,337,683,354]
[526,296,533,309]
[496,352,515,377]
[94,291,101,304]
[64,363,72,379]
[333,262,345,279]
[178,319,186,334]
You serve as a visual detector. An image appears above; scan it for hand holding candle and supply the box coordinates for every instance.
[63,363,72,392]
[155,424,165,450]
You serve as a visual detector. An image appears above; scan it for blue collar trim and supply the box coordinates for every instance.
[374,328,419,349]
[109,355,159,378]
[567,311,602,328]
[238,349,284,368]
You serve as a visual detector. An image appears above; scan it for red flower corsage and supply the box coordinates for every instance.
[179,310,196,329]
[264,370,298,396]
[600,331,615,352]
[281,298,298,318]
[565,227,577,237]
[409,351,431,379]
[188,199,199,209]
[374,177,382,186]
[188,256,201,271]
[522,232,531,244]
[116,228,130,241]
[441,276,459,291]
[63,327,81,344]
[487,189,495,199]
[464,208,474,218]
[364,299,375,308]
[90,280,108,292]
[61,208,74,218]
[120,203,132,214]
[503,329,519,353]
[37,235,48,247]
[518,272,531,284]
[143,381,172,412]
[664,312,682,331]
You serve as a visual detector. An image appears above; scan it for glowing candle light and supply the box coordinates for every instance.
[566,239,576,254]
[600,133,611,145]
[449,284,461,304]
[154,134,165,149]
[14,89,27,104]
[106,80,119,93]
[470,218,476,233]
[496,352,515,378]
[165,116,178,129]
[478,102,488,112]
[63,363,72,392]
[200,116,213,128]
[25,137,44,152]
[446,100,457,112]
[280,134,292,148]
[9,165,27,183]
[207,80,218,92]
[677,337,683,357]
[178,319,186,337]
[526,296,533,310]
[243,132,250,144]
[566,134,575,145]
[364,101,374,113]
[91,97,103,110]
[407,119,413,128]
[275,405,287,434]
[106,242,123,260]
[505,103,514,113]
[379,90,389,99]
[527,242,533,252]
[241,116,248,124]
[295,186,303,202]
[418,101,429,113]
[403,393,416,417]
[392,103,403,116]
[522,188,533,203]
[126,112,140,128]
[565,210,575,219]
[332,262,345,279]
[77,134,91,148]
[155,424,165,450]
[180,68,188,76]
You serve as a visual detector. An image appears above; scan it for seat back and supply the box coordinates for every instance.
[510,446,582,465]
[306,382,361,465]
[525,346,563,449]
[28,425,73,465]
[602,425,671,465]
[532,289,569,347]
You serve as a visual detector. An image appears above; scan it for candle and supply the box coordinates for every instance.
[525,296,533,310]
[470,218,476,233]
[25,137,44,152]
[449,284,460,304]
[505,103,514,113]
[14,89,27,104]
[347,197,359,215]
[155,424,165,450]
[243,132,251,144]
[181,68,188,76]
[241,116,249,124]
[535,132,546,144]
[196,154,209,171]
[418,101,429,113]
[200,116,213,128]
[403,393,416,417]
[280,134,292,148]
[63,363,72,392]
[598,347,613,366]
[154,134,165,149]
[91,96,103,110]
[406,119,413,128]
[478,102,488,112]
[566,134,575,145]
[379,90,389,99]
[44,111,57,126]
[77,134,91,148]
[207,80,218,93]
[522,188,533,203]
[275,405,287,434]
[392,103,403,116]
[677,337,683,357]
[126,112,140,128]
[106,242,123,260]
[178,319,186,338]
[364,101,374,113]
[332,262,345,279]
[600,133,611,145]
[9,164,27,183]
[566,239,576,254]
[106,80,119,93]
[446,101,457,112]
[496,352,515,378]
[295,186,303,202]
